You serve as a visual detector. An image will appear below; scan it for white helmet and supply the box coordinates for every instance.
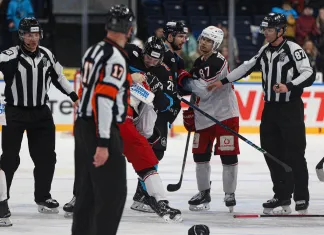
[198,26,224,50]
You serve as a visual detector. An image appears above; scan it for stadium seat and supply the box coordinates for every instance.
[186,2,207,16]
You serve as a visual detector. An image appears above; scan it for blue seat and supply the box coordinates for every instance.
[143,5,164,16]
[146,16,166,37]
[236,35,253,47]
[167,16,188,25]
[190,16,209,39]
[141,0,162,6]
[211,16,228,27]
[163,2,183,17]
[235,19,252,35]
[186,2,207,16]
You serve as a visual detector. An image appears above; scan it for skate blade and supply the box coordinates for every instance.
[263,206,292,215]
[64,212,73,218]
[189,203,210,211]
[297,209,308,215]
[130,201,155,213]
[0,218,13,227]
[38,205,59,214]
[162,214,183,223]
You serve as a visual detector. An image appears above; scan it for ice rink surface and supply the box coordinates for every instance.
[1,132,324,235]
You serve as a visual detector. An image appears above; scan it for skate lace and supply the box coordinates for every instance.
[267,198,279,203]
[224,193,235,202]
[295,200,306,205]
[45,199,57,204]
[69,196,76,205]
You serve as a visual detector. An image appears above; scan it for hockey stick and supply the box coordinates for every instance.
[167,131,191,192]
[315,157,324,181]
[180,98,292,173]
[234,214,324,218]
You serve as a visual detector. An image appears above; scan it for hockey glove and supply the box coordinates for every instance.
[153,90,171,112]
[165,96,181,124]
[177,69,192,88]
[183,108,195,132]
[146,73,163,94]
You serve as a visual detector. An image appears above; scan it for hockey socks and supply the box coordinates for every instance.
[196,162,211,191]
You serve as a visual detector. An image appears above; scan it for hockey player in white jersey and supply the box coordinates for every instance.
[177,26,240,212]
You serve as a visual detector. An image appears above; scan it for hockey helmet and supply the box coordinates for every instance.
[142,36,165,67]
[198,26,224,50]
[18,17,43,41]
[163,21,188,39]
[106,4,137,38]
[259,13,287,34]
[188,224,210,235]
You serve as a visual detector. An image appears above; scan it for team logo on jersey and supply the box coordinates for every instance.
[171,58,175,62]
[279,52,286,62]
[42,58,48,66]
[133,51,139,57]
[219,136,235,151]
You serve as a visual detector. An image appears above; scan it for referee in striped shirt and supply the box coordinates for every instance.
[0,17,78,222]
[207,13,315,214]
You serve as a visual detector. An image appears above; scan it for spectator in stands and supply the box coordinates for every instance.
[154,27,164,39]
[316,7,324,46]
[220,46,229,60]
[303,39,319,70]
[181,28,197,57]
[296,5,320,46]
[0,0,10,50]
[288,0,304,14]
[316,7,324,74]
[218,26,240,68]
[272,1,298,41]
[7,0,34,46]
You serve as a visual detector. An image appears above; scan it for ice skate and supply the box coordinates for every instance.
[0,200,12,227]
[148,197,182,223]
[188,189,211,211]
[130,180,154,213]
[63,196,75,218]
[295,200,309,215]
[262,198,291,215]
[37,198,59,214]
[224,193,236,212]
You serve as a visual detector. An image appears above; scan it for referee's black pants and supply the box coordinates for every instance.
[260,98,309,202]
[72,117,127,235]
[0,105,56,203]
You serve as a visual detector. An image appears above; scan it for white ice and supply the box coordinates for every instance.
[1,133,324,235]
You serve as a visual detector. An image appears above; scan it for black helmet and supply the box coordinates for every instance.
[106,4,136,36]
[260,13,287,33]
[18,17,43,41]
[188,225,210,235]
[143,36,165,61]
[163,21,188,39]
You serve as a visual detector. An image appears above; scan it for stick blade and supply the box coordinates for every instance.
[167,183,181,192]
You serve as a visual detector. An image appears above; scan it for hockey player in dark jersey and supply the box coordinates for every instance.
[177,26,240,212]
[126,36,181,213]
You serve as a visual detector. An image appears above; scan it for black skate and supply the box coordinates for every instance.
[188,189,211,211]
[130,180,154,213]
[263,198,291,215]
[224,193,236,213]
[0,200,12,227]
[37,198,59,214]
[295,200,309,214]
[148,197,182,223]
[63,196,76,218]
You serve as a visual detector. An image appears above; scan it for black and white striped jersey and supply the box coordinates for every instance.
[223,39,315,102]
[78,38,131,147]
[0,46,78,107]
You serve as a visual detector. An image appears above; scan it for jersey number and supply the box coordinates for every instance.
[199,66,210,79]
[111,64,124,79]
[294,49,306,61]
[167,81,174,91]
[82,61,93,85]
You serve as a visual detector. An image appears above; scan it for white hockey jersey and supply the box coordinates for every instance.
[182,52,239,131]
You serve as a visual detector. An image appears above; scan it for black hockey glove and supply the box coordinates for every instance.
[165,96,181,124]
[153,90,171,112]
[146,73,163,94]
